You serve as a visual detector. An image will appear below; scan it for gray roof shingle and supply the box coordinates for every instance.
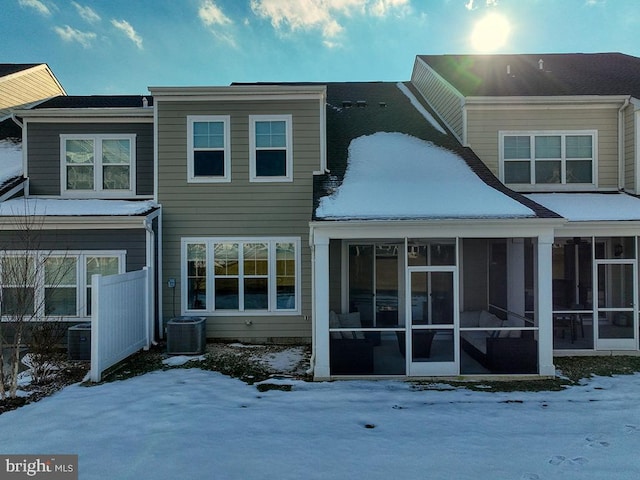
[419,53,640,97]
[0,64,41,78]
[33,95,153,109]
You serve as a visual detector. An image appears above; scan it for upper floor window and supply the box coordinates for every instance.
[500,131,596,188]
[187,115,231,183]
[61,134,136,197]
[249,115,293,182]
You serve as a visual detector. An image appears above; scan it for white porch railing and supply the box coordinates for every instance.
[90,267,151,382]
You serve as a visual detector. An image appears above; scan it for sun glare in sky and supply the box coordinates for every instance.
[470,13,511,52]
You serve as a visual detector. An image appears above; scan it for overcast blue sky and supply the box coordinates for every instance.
[3,0,639,95]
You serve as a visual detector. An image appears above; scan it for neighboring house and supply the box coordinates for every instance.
[401,52,640,374]
[1,95,158,327]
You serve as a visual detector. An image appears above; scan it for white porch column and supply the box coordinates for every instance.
[507,238,525,324]
[313,235,331,380]
[537,233,555,376]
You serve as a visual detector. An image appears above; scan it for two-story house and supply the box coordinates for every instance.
[6,53,640,381]
[148,84,326,342]
[1,96,159,326]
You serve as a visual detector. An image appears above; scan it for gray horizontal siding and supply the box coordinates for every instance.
[26,122,154,196]
[158,98,320,341]
[0,229,147,272]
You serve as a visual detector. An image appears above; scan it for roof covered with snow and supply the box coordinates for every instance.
[317,133,535,219]
[315,82,557,221]
[419,53,640,98]
[0,139,22,191]
[0,198,158,217]
[526,193,640,222]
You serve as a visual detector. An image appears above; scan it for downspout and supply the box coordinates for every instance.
[144,215,158,347]
[306,226,316,375]
[618,96,630,191]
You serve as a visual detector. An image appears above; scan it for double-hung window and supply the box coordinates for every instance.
[61,134,136,196]
[249,115,293,182]
[183,237,300,315]
[0,251,124,319]
[187,115,231,182]
[500,131,596,187]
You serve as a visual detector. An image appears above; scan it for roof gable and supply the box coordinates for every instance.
[419,53,640,97]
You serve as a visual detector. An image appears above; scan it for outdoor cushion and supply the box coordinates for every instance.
[479,310,503,328]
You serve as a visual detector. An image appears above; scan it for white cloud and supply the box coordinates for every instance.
[198,0,232,26]
[250,0,410,43]
[465,0,498,9]
[54,25,96,48]
[198,0,236,47]
[18,0,51,16]
[72,2,101,23]
[111,19,143,50]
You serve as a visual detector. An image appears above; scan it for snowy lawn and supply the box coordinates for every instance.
[0,365,639,479]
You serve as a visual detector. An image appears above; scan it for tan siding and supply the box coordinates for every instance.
[0,67,64,117]
[466,106,620,189]
[624,105,635,191]
[411,59,464,140]
[159,98,320,341]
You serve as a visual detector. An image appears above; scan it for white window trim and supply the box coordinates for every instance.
[60,134,137,198]
[0,250,125,321]
[181,237,301,316]
[249,114,293,183]
[186,115,231,183]
[499,130,598,191]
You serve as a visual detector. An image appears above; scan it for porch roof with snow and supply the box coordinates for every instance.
[526,193,640,222]
[314,82,559,221]
[0,198,158,217]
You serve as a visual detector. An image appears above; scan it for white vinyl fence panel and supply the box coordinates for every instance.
[90,267,151,382]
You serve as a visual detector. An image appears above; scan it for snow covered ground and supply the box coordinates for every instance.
[0,359,639,480]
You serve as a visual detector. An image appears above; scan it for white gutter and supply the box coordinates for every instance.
[618,96,631,190]
[10,113,23,129]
